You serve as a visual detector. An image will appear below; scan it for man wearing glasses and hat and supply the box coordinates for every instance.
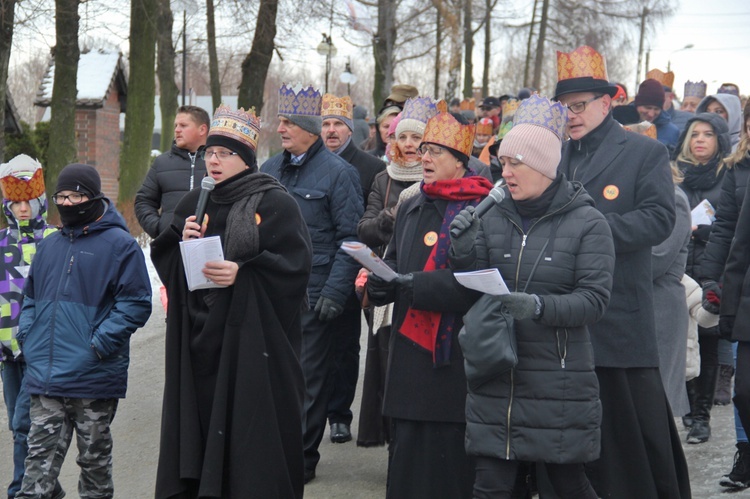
[554,46,690,498]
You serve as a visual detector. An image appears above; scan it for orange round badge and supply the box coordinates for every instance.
[603,185,619,200]
[255,213,262,225]
[424,231,438,246]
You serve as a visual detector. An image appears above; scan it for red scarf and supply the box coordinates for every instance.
[399,174,493,366]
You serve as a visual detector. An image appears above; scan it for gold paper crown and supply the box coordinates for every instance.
[646,69,675,90]
[502,99,520,116]
[476,118,494,135]
[321,94,353,120]
[421,100,475,157]
[556,46,609,82]
[209,104,261,152]
[460,98,475,111]
[0,155,46,202]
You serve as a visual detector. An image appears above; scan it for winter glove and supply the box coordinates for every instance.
[376,208,396,236]
[701,280,721,315]
[366,273,413,306]
[499,292,543,320]
[314,296,345,322]
[449,206,480,259]
[719,315,736,342]
[691,224,712,244]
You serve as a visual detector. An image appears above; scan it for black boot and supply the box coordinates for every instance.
[715,364,735,406]
[720,442,750,488]
[683,378,697,429]
[687,365,719,444]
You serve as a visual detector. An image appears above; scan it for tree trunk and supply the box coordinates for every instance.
[373,0,396,110]
[482,0,490,97]
[206,0,221,111]
[46,0,79,216]
[238,0,277,113]
[635,6,648,92]
[462,0,473,98]
[531,0,549,90]
[0,0,15,164]
[432,0,461,100]
[434,7,441,99]
[522,0,537,88]
[156,0,178,153]
[119,0,157,205]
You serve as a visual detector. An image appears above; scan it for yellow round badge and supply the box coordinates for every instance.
[603,185,619,200]
[255,213,262,225]
[424,231,438,246]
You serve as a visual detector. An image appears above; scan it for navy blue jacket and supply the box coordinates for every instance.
[18,200,152,399]
[262,138,363,306]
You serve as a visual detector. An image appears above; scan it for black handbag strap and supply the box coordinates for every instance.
[520,240,548,293]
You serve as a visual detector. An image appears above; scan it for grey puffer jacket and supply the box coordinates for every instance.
[451,177,615,464]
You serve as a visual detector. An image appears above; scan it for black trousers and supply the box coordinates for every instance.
[327,307,362,426]
[300,310,337,472]
[474,458,596,499]
[734,342,750,439]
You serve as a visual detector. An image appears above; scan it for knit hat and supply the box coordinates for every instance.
[497,94,567,179]
[634,79,665,108]
[206,104,261,168]
[278,83,323,135]
[612,84,627,102]
[321,94,354,131]
[387,112,402,137]
[395,97,437,137]
[0,154,46,202]
[55,163,102,198]
[554,46,618,100]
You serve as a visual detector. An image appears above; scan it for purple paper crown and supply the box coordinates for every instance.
[513,94,568,139]
[400,96,438,124]
[684,80,707,99]
[278,83,322,116]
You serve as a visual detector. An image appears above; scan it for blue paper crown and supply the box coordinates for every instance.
[513,94,568,139]
[278,83,322,116]
[684,80,707,99]
[400,97,438,124]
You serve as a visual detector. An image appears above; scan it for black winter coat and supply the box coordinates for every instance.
[135,143,206,238]
[339,139,386,210]
[357,169,418,251]
[701,156,750,281]
[451,179,615,464]
[558,115,675,368]
[262,138,363,306]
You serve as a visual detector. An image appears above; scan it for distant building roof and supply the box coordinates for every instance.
[35,49,127,111]
[5,89,22,134]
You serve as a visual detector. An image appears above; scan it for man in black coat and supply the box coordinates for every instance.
[320,94,385,445]
[135,106,209,238]
[554,45,690,499]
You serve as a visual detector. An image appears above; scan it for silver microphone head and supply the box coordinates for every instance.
[201,176,216,191]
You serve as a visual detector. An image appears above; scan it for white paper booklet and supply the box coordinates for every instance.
[341,241,399,282]
[179,236,227,291]
[691,199,716,227]
[454,268,510,295]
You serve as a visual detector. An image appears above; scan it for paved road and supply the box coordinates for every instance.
[0,304,744,498]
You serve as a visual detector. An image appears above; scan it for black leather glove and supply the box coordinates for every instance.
[692,224,712,244]
[376,208,395,235]
[449,206,480,259]
[499,292,543,320]
[719,315,736,342]
[314,296,344,322]
[701,280,721,315]
[366,273,413,306]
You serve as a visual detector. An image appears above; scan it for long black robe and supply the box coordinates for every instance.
[151,175,312,499]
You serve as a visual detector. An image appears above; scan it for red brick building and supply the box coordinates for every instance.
[35,50,127,203]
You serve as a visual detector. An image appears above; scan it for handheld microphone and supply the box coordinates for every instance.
[194,176,216,232]
[450,183,505,238]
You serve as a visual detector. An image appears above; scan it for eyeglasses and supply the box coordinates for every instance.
[200,149,239,161]
[53,193,87,205]
[566,95,603,115]
[417,144,446,157]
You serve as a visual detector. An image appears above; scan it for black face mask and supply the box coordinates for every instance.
[57,197,105,227]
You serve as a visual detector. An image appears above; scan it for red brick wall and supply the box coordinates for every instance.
[75,86,121,203]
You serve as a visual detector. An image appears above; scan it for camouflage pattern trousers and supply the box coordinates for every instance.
[16,395,119,499]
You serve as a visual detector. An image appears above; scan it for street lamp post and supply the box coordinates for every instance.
[316,33,337,94]
[667,44,694,72]
[339,60,358,96]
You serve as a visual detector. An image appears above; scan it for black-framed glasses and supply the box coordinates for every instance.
[53,193,87,205]
[566,94,603,114]
[200,149,239,161]
[417,144,446,157]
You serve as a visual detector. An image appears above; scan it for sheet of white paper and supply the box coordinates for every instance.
[690,198,716,227]
[454,268,510,296]
[341,241,398,281]
[179,236,227,291]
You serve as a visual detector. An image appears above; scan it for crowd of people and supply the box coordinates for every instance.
[0,42,749,498]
